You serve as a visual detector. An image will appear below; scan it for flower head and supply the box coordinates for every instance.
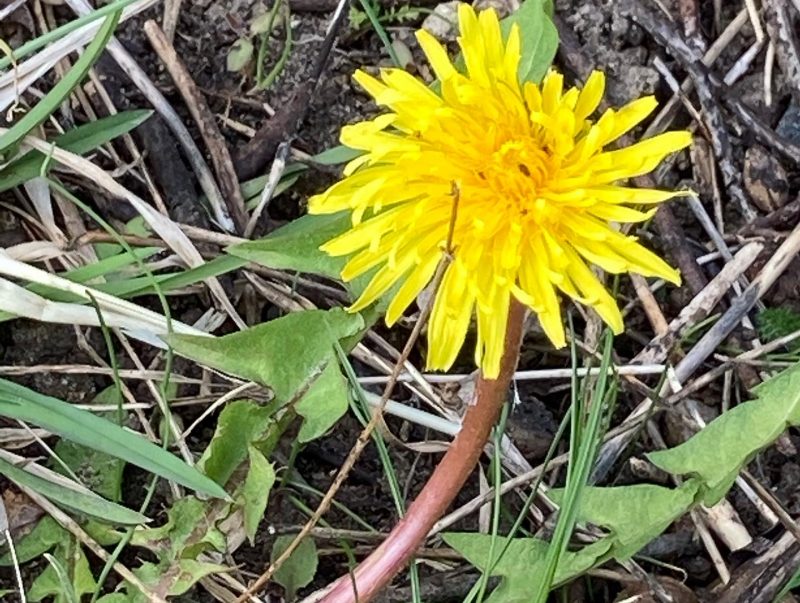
[309,4,691,378]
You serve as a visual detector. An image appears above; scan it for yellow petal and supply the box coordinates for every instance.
[427,261,475,370]
[574,70,605,122]
[416,30,457,81]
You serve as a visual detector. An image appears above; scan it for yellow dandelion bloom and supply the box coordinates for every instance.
[309,3,691,379]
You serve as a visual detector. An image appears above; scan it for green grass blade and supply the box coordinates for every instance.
[0,0,137,70]
[0,456,146,525]
[0,110,151,193]
[0,379,228,500]
[0,11,121,154]
[534,330,617,602]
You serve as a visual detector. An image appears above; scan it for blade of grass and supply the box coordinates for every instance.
[0,455,146,525]
[0,110,152,193]
[0,0,137,70]
[357,0,401,66]
[533,328,618,602]
[0,11,122,154]
[475,402,511,602]
[0,380,226,499]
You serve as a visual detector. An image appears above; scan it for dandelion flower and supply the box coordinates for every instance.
[309,3,691,379]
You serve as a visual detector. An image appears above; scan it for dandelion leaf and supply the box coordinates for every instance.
[648,361,800,504]
[227,212,351,279]
[271,536,318,600]
[443,534,611,602]
[501,0,559,84]
[241,445,276,544]
[169,309,363,444]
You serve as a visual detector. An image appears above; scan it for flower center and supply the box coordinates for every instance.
[477,139,557,220]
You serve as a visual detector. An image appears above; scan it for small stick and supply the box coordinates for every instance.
[144,20,249,233]
[162,0,182,42]
[630,273,669,336]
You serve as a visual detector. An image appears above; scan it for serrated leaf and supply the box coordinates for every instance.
[549,480,700,560]
[447,480,700,600]
[296,361,349,443]
[501,0,559,84]
[95,595,133,603]
[227,37,254,71]
[130,497,225,561]
[272,536,318,600]
[241,446,275,544]
[169,308,363,405]
[199,399,275,486]
[135,559,228,596]
[444,533,611,602]
[0,378,228,500]
[648,362,800,504]
[226,212,351,279]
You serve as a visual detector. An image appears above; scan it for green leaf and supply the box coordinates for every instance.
[241,446,276,544]
[448,480,701,600]
[130,497,225,561]
[0,110,152,193]
[501,0,559,84]
[63,247,161,284]
[240,163,307,202]
[226,212,351,279]
[28,545,96,603]
[444,534,611,602]
[135,559,228,597]
[0,455,145,525]
[199,399,276,486]
[549,480,701,560]
[227,37,254,71]
[310,145,363,165]
[777,565,800,600]
[648,362,800,504]
[113,254,247,299]
[272,536,318,600]
[296,361,350,443]
[0,378,228,500]
[756,307,800,349]
[96,595,133,603]
[0,516,64,565]
[0,12,122,154]
[169,308,364,404]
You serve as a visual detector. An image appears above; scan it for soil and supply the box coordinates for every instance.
[2,0,800,601]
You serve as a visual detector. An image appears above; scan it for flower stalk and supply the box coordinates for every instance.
[321,299,528,603]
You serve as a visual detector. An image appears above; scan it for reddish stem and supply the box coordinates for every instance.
[321,300,527,603]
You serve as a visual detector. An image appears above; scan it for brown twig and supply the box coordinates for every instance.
[144,20,249,233]
[764,0,800,99]
[162,0,182,43]
[320,300,527,603]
